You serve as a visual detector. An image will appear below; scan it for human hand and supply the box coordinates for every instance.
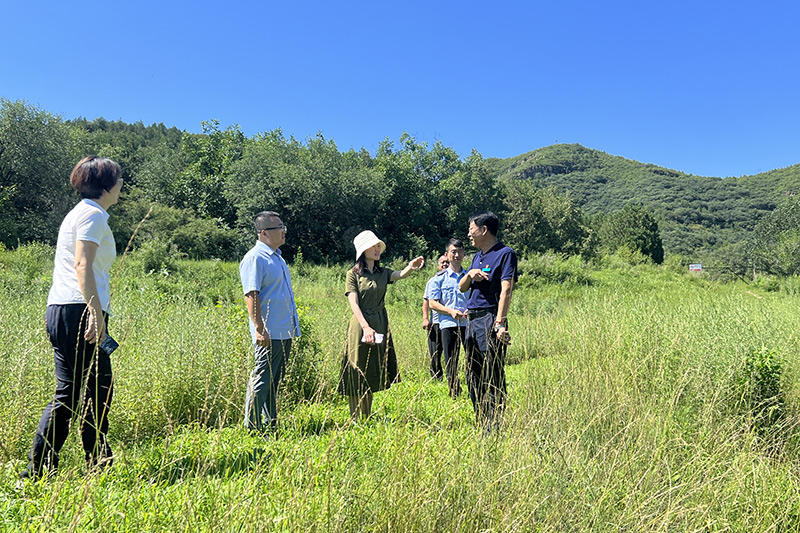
[84,307,106,344]
[409,256,425,270]
[468,268,489,282]
[362,326,376,344]
[255,324,270,347]
[496,326,511,346]
[422,318,431,330]
[450,309,467,320]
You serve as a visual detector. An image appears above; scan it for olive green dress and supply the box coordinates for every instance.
[338,266,400,396]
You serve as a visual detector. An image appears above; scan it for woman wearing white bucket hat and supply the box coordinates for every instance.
[339,230,425,419]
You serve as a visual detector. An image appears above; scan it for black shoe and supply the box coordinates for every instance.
[86,456,114,474]
[18,468,41,482]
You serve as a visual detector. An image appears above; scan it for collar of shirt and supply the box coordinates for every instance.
[476,241,504,261]
[445,266,465,280]
[255,240,282,256]
[82,198,109,220]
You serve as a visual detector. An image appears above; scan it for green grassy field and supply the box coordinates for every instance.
[2,244,800,531]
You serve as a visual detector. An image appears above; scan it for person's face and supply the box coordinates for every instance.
[437,256,449,271]
[367,243,382,262]
[467,221,487,248]
[445,245,464,268]
[260,216,287,248]
[106,178,124,206]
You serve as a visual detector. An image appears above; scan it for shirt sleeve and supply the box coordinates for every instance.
[428,275,443,301]
[345,269,358,296]
[385,267,395,284]
[75,211,106,245]
[240,254,261,294]
[499,249,518,282]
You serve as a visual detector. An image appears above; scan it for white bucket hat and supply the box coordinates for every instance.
[353,230,386,260]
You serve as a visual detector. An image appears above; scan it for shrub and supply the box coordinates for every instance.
[0,241,53,280]
[516,253,592,287]
[282,303,327,405]
[134,238,184,274]
[735,347,786,435]
[753,274,780,292]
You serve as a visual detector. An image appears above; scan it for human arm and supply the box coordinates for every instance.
[347,291,376,344]
[459,268,489,292]
[422,298,431,330]
[390,256,425,282]
[429,299,467,320]
[74,240,105,343]
[244,290,270,347]
[494,279,515,345]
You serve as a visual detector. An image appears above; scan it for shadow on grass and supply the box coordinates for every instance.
[141,446,269,484]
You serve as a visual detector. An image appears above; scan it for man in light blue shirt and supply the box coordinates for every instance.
[423,255,448,380]
[429,239,469,397]
[239,211,300,432]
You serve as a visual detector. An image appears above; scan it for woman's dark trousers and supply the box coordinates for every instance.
[27,304,113,476]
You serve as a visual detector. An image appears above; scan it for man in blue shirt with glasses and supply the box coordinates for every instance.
[239,211,301,434]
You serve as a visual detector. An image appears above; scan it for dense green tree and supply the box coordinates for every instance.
[226,130,368,261]
[133,143,189,206]
[67,117,183,184]
[172,120,245,224]
[0,99,75,246]
[502,181,592,256]
[436,150,503,242]
[108,188,237,259]
[597,204,664,263]
[749,196,800,275]
[372,134,440,257]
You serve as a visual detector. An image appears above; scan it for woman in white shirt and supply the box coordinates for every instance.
[22,156,123,480]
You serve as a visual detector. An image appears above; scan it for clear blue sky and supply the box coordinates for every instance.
[2,0,798,177]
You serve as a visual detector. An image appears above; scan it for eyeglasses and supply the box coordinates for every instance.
[262,225,287,232]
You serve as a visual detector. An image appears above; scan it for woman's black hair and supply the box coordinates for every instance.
[352,253,382,276]
[70,156,122,199]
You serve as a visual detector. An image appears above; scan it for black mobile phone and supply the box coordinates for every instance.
[99,334,119,355]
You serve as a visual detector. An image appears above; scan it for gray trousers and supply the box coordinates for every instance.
[244,339,291,430]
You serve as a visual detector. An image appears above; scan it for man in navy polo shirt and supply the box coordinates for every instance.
[239,211,301,433]
[459,211,518,429]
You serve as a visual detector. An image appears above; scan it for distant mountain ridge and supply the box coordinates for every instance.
[486,144,800,258]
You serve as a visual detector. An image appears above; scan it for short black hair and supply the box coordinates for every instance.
[468,211,499,236]
[445,238,464,250]
[254,211,280,233]
[70,156,122,199]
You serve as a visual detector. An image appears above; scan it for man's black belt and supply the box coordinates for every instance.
[467,307,497,320]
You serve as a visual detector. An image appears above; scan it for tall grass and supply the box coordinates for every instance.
[2,244,800,531]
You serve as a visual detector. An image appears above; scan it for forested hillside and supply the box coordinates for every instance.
[487,144,800,257]
[3,98,798,269]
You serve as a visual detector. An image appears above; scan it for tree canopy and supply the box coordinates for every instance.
[3,99,798,271]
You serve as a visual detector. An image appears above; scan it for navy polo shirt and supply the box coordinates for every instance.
[465,241,518,310]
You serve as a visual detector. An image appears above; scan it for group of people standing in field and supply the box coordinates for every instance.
[21,156,518,481]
